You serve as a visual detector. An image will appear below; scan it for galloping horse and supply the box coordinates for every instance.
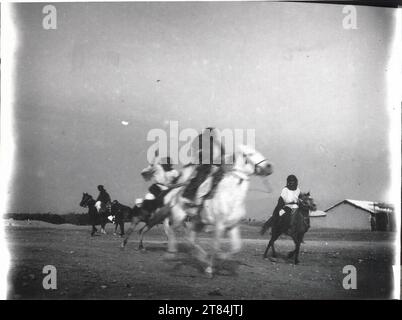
[261,192,317,264]
[165,145,273,276]
[79,193,108,236]
[110,200,133,236]
[120,161,196,251]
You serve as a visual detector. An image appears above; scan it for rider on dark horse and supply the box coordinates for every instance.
[182,127,227,206]
[141,156,179,215]
[95,185,112,233]
[261,175,301,235]
[95,185,111,210]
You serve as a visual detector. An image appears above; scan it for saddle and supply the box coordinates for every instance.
[204,166,226,199]
[141,184,176,214]
[182,165,225,203]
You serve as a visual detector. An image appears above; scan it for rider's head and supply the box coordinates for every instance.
[286,175,298,191]
[161,157,173,171]
[97,185,105,191]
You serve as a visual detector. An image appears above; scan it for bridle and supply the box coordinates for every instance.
[230,153,270,184]
[297,195,315,216]
[254,159,270,174]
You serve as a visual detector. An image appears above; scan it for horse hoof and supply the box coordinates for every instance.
[269,257,277,262]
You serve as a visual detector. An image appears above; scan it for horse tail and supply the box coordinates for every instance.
[260,217,273,235]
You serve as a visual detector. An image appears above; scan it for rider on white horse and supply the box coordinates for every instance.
[165,143,273,275]
[181,127,226,208]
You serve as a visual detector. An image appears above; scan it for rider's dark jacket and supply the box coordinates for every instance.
[96,190,111,204]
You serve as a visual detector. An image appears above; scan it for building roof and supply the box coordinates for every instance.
[324,199,388,214]
[309,210,327,217]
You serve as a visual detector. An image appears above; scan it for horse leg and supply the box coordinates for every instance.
[100,213,107,234]
[164,218,178,255]
[162,218,170,241]
[166,219,180,254]
[294,234,304,265]
[271,241,277,258]
[138,225,150,251]
[205,223,225,277]
[288,235,303,258]
[166,204,187,254]
[137,224,146,235]
[114,222,118,235]
[287,229,296,258]
[121,217,139,249]
[263,231,280,259]
[90,214,97,236]
[218,225,242,260]
[91,224,97,236]
[263,238,274,259]
[186,225,209,264]
[120,220,125,237]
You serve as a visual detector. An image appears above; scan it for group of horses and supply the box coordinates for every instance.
[79,144,317,275]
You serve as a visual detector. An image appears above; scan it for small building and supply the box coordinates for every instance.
[310,199,394,231]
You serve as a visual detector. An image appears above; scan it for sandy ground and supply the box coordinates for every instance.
[5,220,396,300]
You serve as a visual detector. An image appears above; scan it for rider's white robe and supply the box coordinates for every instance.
[279,187,300,216]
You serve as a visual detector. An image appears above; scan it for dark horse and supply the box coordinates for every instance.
[120,197,171,251]
[261,192,316,264]
[79,193,108,236]
[110,200,132,236]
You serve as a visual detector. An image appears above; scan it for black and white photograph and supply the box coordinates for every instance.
[0,0,401,303]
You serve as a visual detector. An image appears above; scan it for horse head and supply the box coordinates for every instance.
[235,145,273,177]
[298,192,317,212]
[79,192,93,208]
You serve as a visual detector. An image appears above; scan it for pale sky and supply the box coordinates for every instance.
[7,2,397,218]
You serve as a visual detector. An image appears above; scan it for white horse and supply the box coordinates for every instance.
[164,145,273,276]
